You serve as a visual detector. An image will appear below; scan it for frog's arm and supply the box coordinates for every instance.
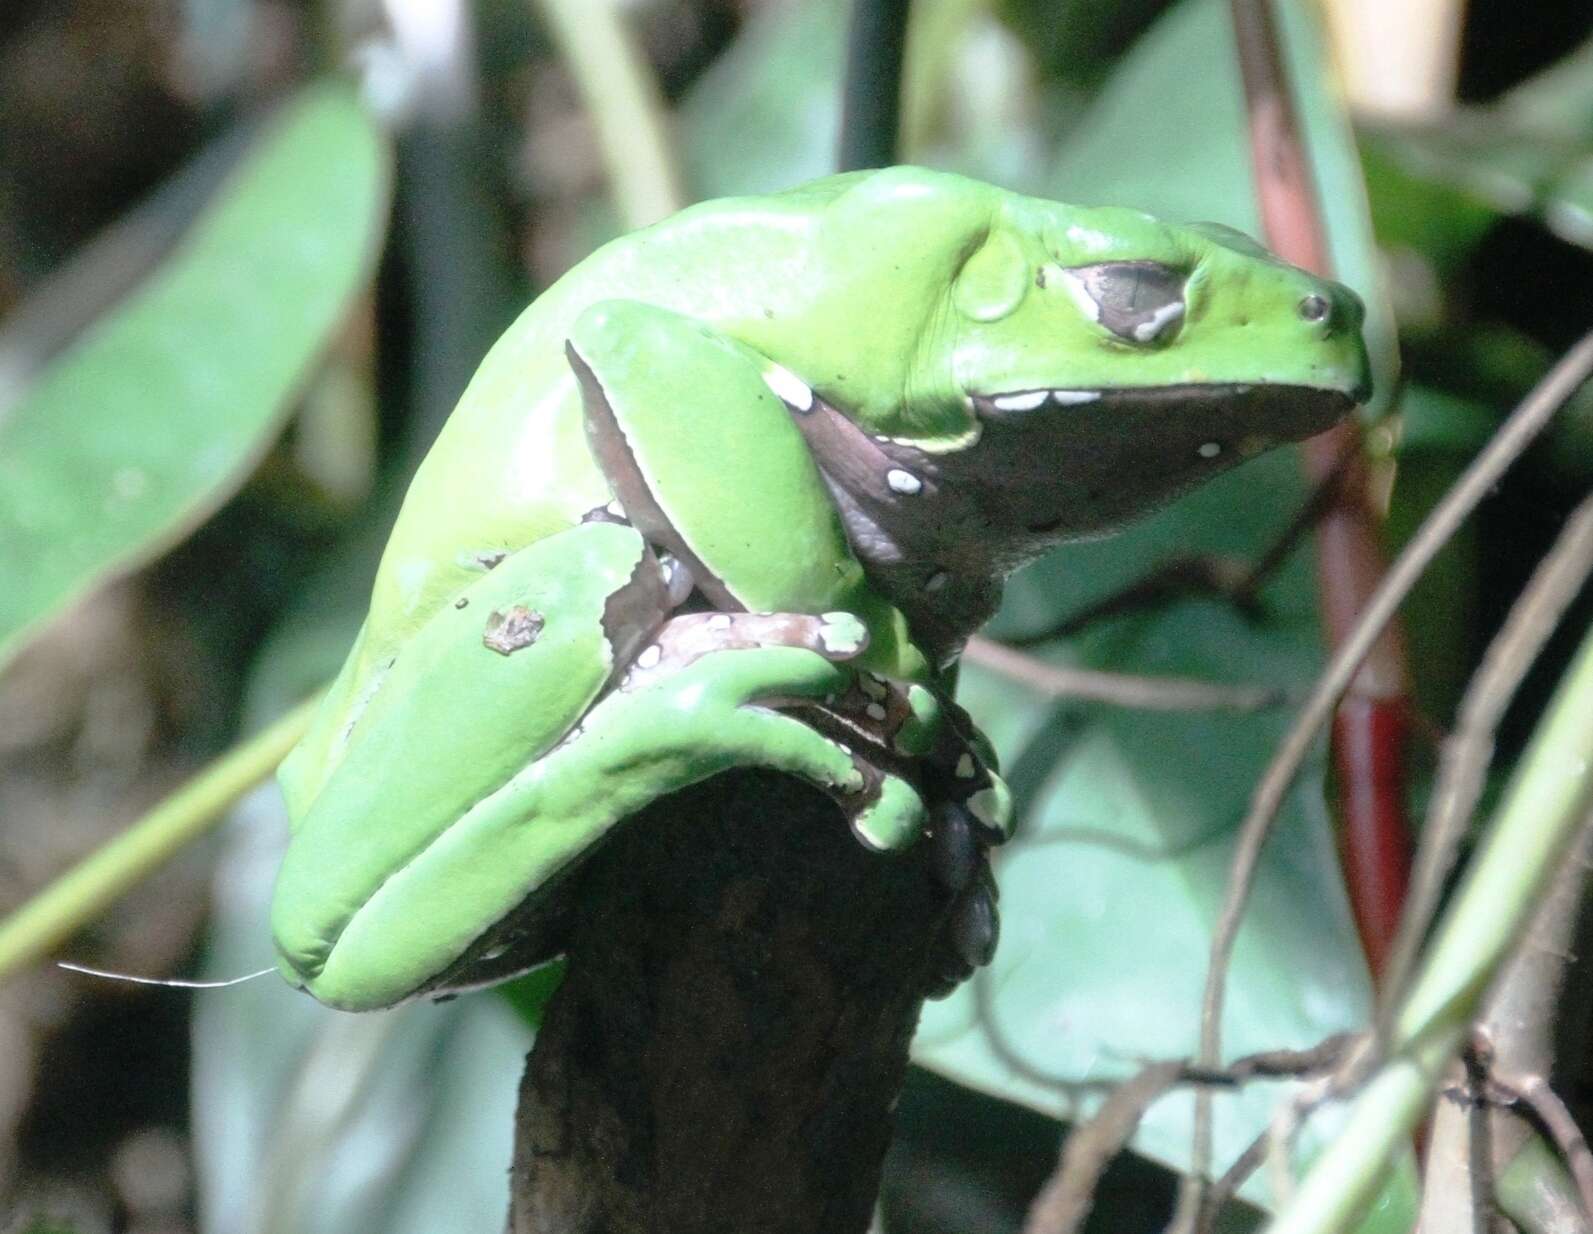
[567,299,932,684]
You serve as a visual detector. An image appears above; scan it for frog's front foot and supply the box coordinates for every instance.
[616,608,932,854]
[628,612,1009,998]
[772,668,1011,997]
[923,808,1001,997]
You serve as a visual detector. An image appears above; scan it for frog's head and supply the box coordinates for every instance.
[935,196,1370,539]
[804,169,1370,547]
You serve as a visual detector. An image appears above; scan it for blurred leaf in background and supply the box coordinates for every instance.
[0,81,389,673]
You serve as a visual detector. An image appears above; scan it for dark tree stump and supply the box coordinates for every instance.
[507,769,956,1234]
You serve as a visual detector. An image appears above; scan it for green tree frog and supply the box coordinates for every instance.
[271,167,1370,1011]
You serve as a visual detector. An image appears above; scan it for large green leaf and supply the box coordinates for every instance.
[917,455,1383,1206]
[0,81,389,671]
[915,3,1412,1224]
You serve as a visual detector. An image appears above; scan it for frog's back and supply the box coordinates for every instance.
[362,175,896,653]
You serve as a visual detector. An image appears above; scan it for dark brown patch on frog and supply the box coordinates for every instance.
[792,383,1352,664]
[483,606,545,656]
[568,341,739,612]
[599,547,673,669]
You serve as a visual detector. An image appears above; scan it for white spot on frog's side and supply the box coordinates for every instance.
[480,943,510,962]
[636,644,662,669]
[1198,441,1223,459]
[886,469,923,496]
[763,364,814,412]
[1064,225,1115,254]
[1057,269,1103,323]
[981,390,1102,411]
[955,753,976,780]
[860,673,888,700]
[925,571,949,592]
[401,563,439,611]
[111,466,148,501]
[866,702,888,721]
[1132,300,1185,343]
[991,390,1048,413]
[707,614,732,629]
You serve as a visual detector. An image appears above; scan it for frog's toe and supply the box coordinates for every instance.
[950,871,1000,969]
[963,772,1014,841]
[719,707,867,796]
[928,800,980,891]
[922,861,1001,998]
[846,771,928,852]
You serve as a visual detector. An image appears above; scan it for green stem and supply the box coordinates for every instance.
[1263,623,1593,1234]
[0,696,319,983]
[839,0,912,170]
[1498,1131,1593,1234]
[533,0,685,228]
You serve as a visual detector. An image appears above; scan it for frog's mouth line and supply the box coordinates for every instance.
[968,382,1358,421]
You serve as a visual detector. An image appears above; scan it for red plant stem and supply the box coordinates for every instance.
[1331,697,1413,977]
[1229,0,1412,984]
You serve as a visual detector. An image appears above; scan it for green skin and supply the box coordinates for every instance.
[271,167,1371,1011]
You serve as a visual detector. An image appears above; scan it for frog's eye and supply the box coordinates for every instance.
[1061,261,1186,344]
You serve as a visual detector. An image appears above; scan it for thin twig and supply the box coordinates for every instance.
[963,637,1285,713]
[1498,1073,1593,1226]
[1196,1040,1373,1234]
[1023,1061,1186,1234]
[1378,490,1593,1039]
[1025,1037,1353,1234]
[838,0,912,170]
[1191,327,1593,1204]
[1203,1130,1268,1226]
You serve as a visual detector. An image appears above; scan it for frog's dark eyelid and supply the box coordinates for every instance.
[1064,261,1187,344]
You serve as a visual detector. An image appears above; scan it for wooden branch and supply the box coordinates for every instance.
[507,769,955,1234]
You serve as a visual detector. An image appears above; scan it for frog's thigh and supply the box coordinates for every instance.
[567,299,864,616]
[321,626,930,1006]
[271,521,667,998]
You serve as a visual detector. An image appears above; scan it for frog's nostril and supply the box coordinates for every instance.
[1298,294,1330,323]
